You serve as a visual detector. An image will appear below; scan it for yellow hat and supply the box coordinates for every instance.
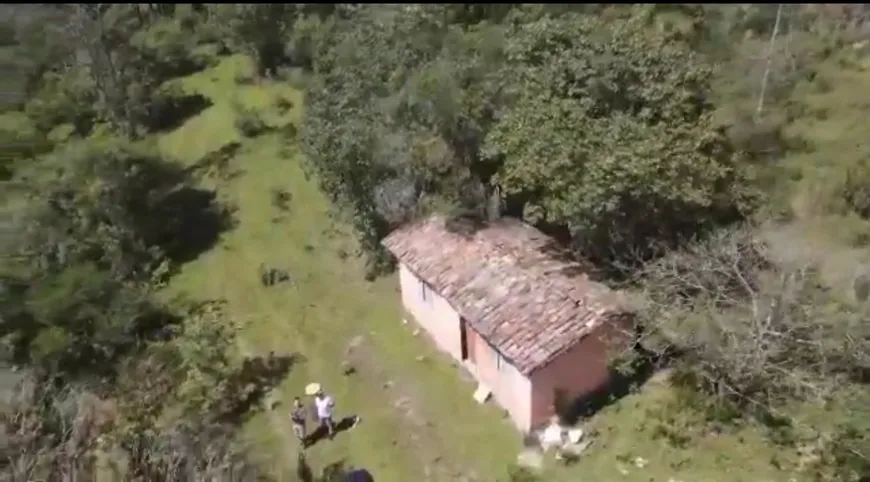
[305,382,321,396]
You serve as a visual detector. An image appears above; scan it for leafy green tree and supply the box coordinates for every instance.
[1,6,271,481]
[1,138,232,375]
[302,5,508,275]
[303,6,766,273]
[484,11,757,265]
[209,4,334,75]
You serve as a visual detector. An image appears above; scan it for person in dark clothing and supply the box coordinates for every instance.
[290,397,309,447]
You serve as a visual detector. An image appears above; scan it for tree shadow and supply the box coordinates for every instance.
[443,211,488,237]
[127,301,185,343]
[297,454,364,482]
[61,147,240,271]
[218,351,300,424]
[151,187,238,264]
[557,343,669,425]
[185,142,244,181]
[144,92,213,134]
[533,232,605,282]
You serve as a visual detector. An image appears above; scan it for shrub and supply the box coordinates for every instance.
[234,109,268,137]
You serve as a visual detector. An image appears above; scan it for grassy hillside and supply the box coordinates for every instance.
[157,54,519,481]
[152,53,813,482]
[4,5,866,482]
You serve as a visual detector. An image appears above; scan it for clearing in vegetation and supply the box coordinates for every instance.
[157,53,813,482]
[3,5,867,482]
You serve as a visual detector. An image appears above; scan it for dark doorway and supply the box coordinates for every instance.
[460,317,470,361]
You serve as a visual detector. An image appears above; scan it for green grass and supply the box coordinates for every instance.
[159,55,520,481]
[547,376,810,482]
[156,54,813,482]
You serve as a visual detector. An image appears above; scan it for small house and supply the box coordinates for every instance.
[382,215,633,432]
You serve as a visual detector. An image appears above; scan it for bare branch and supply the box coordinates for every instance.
[756,4,784,119]
[628,224,870,412]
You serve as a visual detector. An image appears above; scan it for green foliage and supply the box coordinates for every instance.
[0,112,52,179]
[209,4,334,75]
[302,5,509,275]
[9,141,188,274]
[823,408,870,482]
[5,263,169,375]
[24,69,98,136]
[173,303,242,416]
[233,100,270,138]
[3,3,870,480]
[1,135,234,378]
[485,12,757,262]
[0,7,273,482]
[7,5,224,138]
[303,5,767,273]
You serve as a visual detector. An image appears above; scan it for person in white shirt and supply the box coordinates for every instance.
[314,388,336,439]
[305,382,361,442]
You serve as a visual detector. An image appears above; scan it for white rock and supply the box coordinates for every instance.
[567,427,584,444]
[472,384,491,404]
[540,422,564,451]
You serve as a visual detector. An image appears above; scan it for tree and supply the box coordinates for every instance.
[209,4,335,75]
[484,11,757,266]
[303,6,769,274]
[632,224,870,412]
[1,7,270,482]
[302,5,508,275]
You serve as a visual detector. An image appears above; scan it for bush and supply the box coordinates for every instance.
[233,101,269,137]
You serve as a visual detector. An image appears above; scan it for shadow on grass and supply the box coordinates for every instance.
[185,142,244,181]
[558,344,670,425]
[58,145,240,271]
[305,415,360,447]
[145,92,213,133]
[297,453,368,482]
[218,351,301,424]
[152,187,238,264]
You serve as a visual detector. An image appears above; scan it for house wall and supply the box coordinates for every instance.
[398,264,463,361]
[469,329,533,432]
[397,263,533,431]
[529,319,632,429]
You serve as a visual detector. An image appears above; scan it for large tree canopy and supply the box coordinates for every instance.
[303,6,762,273]
[485,12,756,261]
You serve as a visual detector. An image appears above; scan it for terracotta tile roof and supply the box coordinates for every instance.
[382,215,629,375]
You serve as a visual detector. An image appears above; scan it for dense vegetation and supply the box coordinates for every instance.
[304,5,869,480]
[1,4,868,481]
